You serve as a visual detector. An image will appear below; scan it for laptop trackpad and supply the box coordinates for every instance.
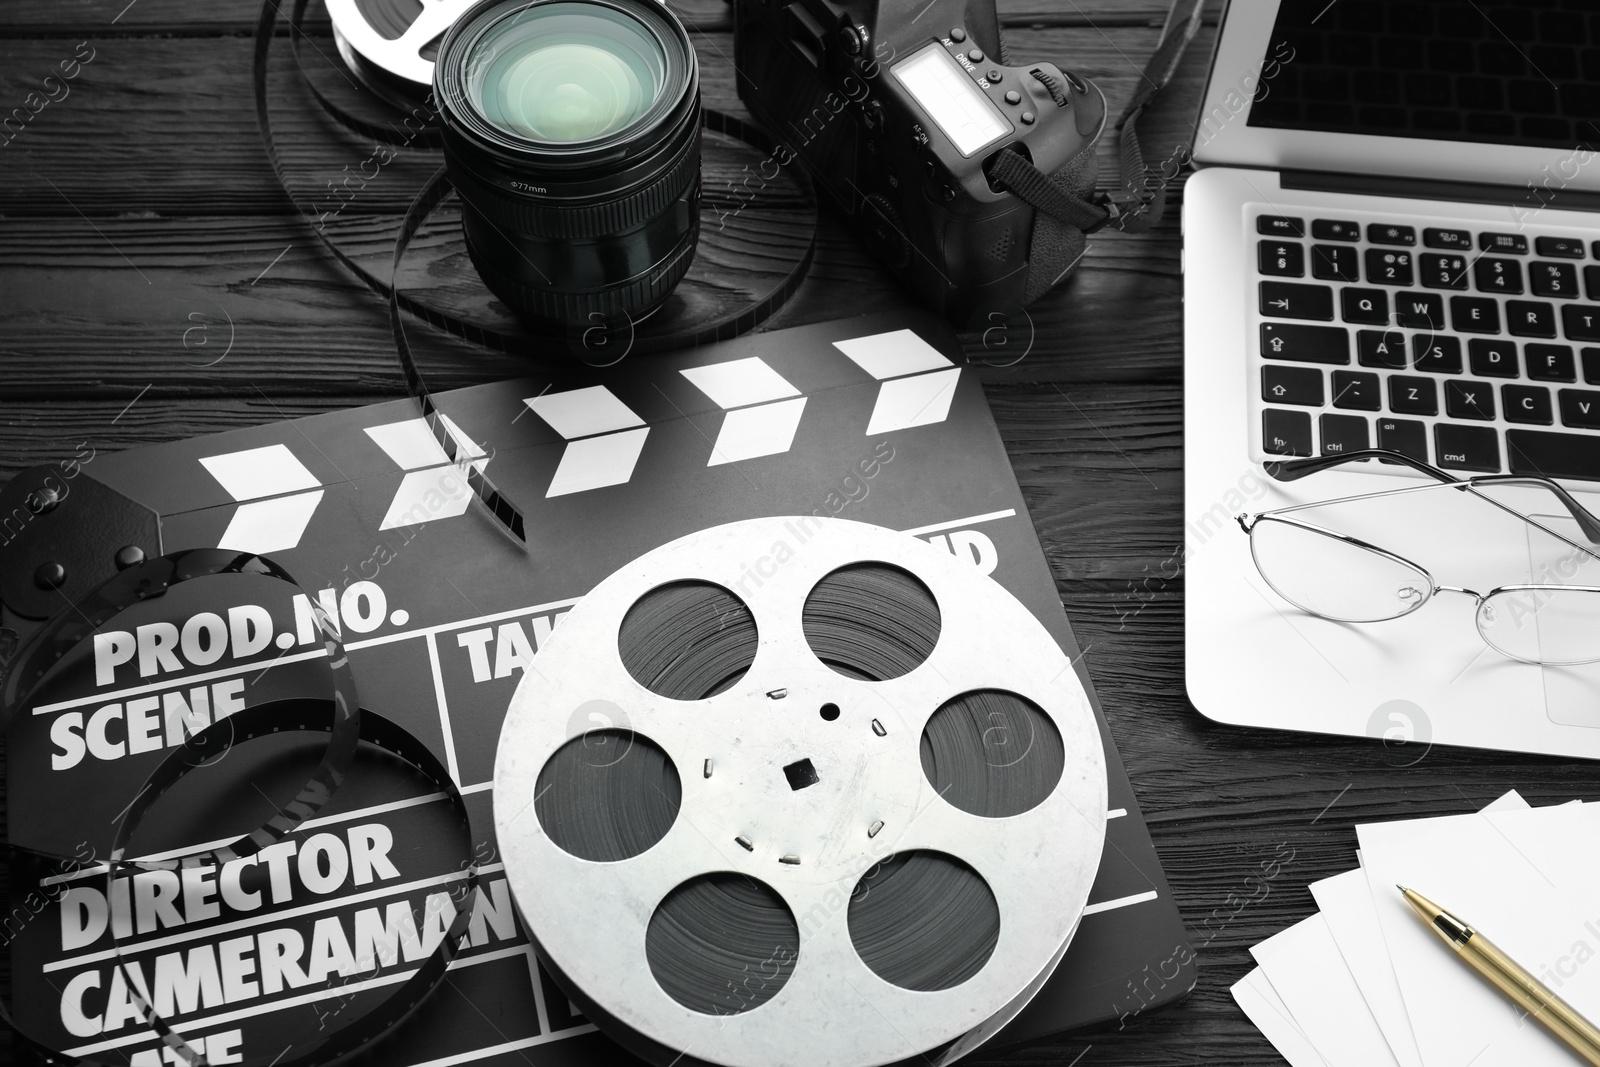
[1528,513,1600,729]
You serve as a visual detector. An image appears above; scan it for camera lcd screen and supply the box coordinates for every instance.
[891,44,1011,156]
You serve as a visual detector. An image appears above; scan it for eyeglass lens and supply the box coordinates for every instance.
[1477,588,1600,665]
[1250,517,1431,624]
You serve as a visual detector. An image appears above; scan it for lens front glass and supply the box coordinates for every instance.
[465,2,665,144]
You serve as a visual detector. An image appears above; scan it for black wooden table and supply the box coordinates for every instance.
[3,1,1598,1064]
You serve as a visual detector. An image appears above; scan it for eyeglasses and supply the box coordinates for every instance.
[1236,449,1600,666]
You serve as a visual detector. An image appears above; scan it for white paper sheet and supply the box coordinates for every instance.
[1232,967,1330,1067]
[1252,912,1401,1067]
[1312,870,1422,1067]
[1359,801,1600,1067]
[1310,791,1530,1067]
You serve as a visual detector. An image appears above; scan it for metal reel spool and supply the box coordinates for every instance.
[326,0,478,103]
[494,517,1108,1067]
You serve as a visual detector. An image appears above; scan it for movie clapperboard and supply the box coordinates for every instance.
[0,310,1193,1067]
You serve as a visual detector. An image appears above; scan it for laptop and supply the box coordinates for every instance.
[1183,0,1600,759]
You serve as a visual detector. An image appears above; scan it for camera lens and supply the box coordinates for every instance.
[435,0,701,329]
[467,5,660,143]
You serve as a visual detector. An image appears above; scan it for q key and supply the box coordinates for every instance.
[1261,322,1349,364]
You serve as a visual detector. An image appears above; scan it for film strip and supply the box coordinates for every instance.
[252,0,821,548]
[495,518,1108,1066]
[0,550,482,1067]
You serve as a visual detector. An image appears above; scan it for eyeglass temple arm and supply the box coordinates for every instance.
[1264,449,1458,484]
[1264,449,1600,544]
[1471,475,1600,544]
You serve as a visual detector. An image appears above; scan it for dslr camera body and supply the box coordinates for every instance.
[735,0,1108,324]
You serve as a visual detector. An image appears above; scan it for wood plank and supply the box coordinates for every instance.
[0,397,391,479]
[0,17,1205,395]
[0,26,1214,216]
[0,210,1184,395]
[26,5,1583,1066]
[0,0,1220,35]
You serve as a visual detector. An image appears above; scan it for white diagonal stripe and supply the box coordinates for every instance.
[217,490,324,553]
[898,509,1015,537]
[708,397,807,465]
[525,386,644,439]
[546,428,649,496]
[834,329,953,380]
[379,464,485,529]
[365,415,484,470]
[681,357,800,409]
[1081,890,1158,915]
[199,444,320,500]
[865,368,960,435]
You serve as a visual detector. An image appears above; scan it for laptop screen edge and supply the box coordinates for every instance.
[1190,0,1600,196]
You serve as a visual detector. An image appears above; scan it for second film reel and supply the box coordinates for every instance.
[326,0,477,107]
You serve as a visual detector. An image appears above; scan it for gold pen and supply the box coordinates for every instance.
[1399,886,1600,1067]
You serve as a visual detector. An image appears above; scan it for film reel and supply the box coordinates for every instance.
[326,0,476,107]
[494,518,1108,1067]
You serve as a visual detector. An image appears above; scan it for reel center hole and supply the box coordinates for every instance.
[782,757,820,791]
[819,702,840,721]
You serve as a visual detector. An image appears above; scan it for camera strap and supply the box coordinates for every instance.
[987,0,1208,239]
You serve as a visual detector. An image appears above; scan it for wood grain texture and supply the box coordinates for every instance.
[0,25,1212,215]
[0,0,1222,34]
[7,1,1599,1065]
[0,211,1184,394]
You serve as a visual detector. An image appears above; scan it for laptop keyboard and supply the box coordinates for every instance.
[1253,211,1600,481]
